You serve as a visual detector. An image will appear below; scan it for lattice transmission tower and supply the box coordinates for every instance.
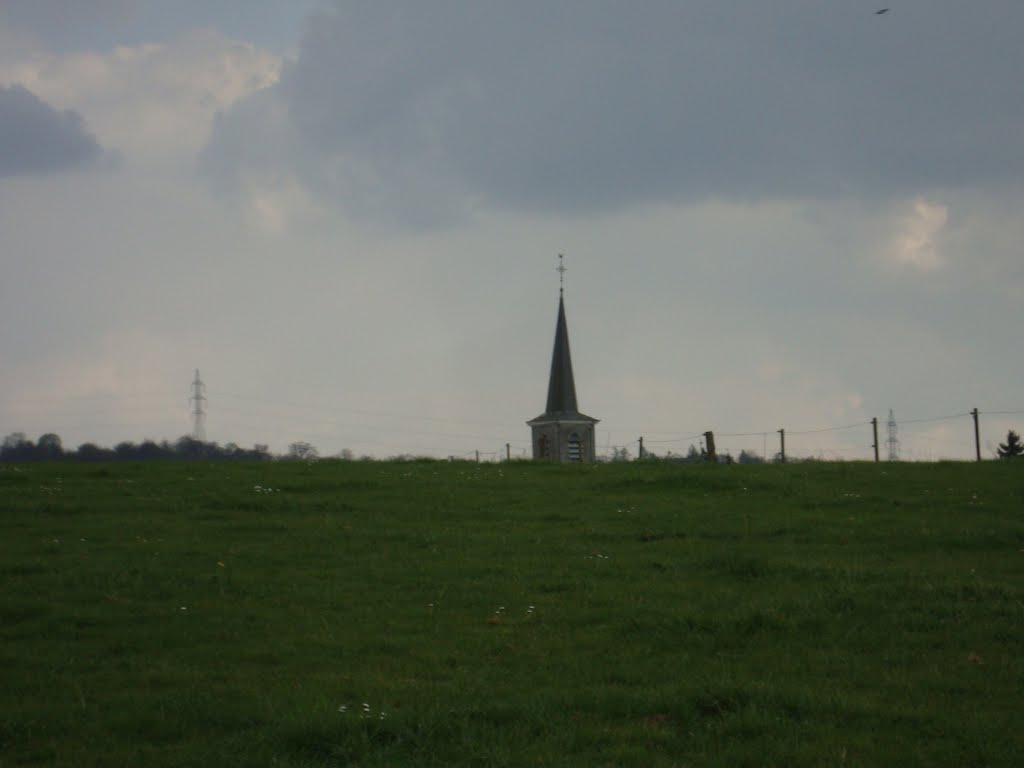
[190,369,207,442]
[886,408,899,461]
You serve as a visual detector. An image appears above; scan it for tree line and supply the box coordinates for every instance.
[3,430,1023,463]
[0,432,273,462]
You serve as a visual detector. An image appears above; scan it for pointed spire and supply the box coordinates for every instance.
[545,293,579,414]
[528,255,598,462]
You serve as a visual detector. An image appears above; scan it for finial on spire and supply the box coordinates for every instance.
[556,253,567,294]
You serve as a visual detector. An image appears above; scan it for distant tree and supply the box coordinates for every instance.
[337,448,355,461]
[0,433,275,462]
[997,430,1023,459]
[137,440,166,460]
[2,432,28,451]
[737,449,765,465]
[36,433,64,460]
[76,442,114,461]
[287,441,319,461]
[1,432,33,461]
[114,441,137,461]
[250,444,272,461]
[610,446,631,462]
[175,436,207,460]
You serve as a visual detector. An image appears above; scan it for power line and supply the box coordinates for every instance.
[207,390,527,431]
[644,432,705,445]
[788,421,867,435]
[896,412,967,425]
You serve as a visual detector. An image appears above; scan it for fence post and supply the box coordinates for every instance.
[972,408,981,462]
[506,443,511,461]
[704,431,717,463]
[778,429,786,464]
[638,436,644,459]
[872,417,879,462]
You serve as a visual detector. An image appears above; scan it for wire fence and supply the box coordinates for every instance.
[6,385,1024,463]
[599,409,1024,465]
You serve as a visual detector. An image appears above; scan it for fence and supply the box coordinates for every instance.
[599,408,1024,464]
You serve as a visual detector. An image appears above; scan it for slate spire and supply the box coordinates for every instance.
[544,292,579,414]
[528,255,598,462]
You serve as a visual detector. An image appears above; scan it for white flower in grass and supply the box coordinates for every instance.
[338,705,347,713]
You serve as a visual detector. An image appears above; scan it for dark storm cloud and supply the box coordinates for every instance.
[0,85,104,178]
[205,1,1024,218]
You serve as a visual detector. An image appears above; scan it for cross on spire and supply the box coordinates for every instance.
[556,253,567,294]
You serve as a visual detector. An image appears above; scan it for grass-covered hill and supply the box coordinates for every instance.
[1,459,1022,767]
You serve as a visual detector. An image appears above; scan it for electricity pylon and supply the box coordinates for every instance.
[190,369,207,442]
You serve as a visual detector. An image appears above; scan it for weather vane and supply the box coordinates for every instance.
[556,253,567,293]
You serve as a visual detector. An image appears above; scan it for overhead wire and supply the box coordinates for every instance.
[208,390,527,431]
[8,383,1024,459]
[896,412,969,425]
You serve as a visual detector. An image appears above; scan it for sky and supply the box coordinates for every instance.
[2,0,1024,461]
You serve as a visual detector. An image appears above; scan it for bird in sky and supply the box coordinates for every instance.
[876,8,890,14]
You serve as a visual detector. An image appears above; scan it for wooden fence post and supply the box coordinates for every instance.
[972,408,981,462]
[704,431,717,463]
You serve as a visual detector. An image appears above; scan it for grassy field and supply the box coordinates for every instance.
[1,459,1022,767]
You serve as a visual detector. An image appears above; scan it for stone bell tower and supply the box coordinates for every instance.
[527,256,599,462]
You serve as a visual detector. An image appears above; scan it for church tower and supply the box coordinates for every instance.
[527,257,599,462]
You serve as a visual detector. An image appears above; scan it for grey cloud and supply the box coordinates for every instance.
[0,85,104,178]
[205,1,1024,220]
[0,0,136,37]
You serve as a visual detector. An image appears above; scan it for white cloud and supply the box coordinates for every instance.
[0,28,281,165]
[890,198,949,271]
[243,171,324,234]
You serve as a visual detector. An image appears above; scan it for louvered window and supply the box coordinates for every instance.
[568,433,582,462]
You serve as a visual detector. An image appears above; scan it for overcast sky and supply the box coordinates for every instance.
[2,0,1023,460]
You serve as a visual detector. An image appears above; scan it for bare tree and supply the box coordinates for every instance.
[287,441,319,461]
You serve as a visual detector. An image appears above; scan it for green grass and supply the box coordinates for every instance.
[1,459,1022,767]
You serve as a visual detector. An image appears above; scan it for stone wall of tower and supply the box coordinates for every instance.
[530,421,596,463]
